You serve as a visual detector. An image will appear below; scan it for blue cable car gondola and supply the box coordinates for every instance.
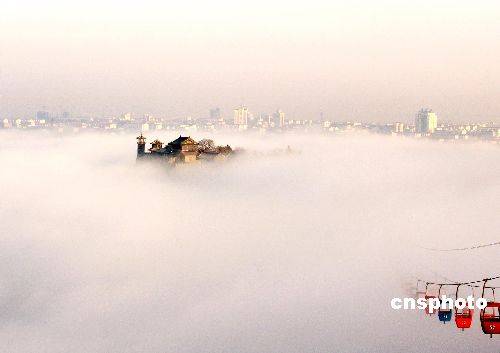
[437,284,453,324]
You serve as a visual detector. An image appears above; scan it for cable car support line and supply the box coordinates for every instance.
[416,275,500,288]
[418,240,500,252]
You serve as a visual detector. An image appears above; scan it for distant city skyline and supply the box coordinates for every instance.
[1,99,499,125]
[3,106,500,125]
[3,106,498,144]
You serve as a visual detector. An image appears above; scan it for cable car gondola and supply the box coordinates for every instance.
[454,284,474,331]
[480,278,500,338]
[437,284,452,324]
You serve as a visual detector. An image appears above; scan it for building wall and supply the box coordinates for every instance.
[234,106,248,125]
[415,109,438,134]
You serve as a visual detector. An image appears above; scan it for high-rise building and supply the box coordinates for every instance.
[233,105,248,126]
[273,109,286,127]
[122,112,133,121]
[36,111,49,120]
[394,122,405,133]
[144,114,157,123]
[415,109,437,134]
[210,107,222,120]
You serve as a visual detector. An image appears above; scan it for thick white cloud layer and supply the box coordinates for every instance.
[0,131,499,352]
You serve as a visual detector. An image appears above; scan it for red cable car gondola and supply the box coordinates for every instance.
[454,284,474,331]
[480,279,500,338]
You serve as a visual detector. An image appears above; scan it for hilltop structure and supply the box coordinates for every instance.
[136,134,233,165]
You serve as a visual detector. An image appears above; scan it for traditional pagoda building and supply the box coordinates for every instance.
[167,136,199,163]
[136,134,146,156]
[136,134,232,165]
[150,139,163,151]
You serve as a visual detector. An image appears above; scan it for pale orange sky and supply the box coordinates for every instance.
[0,0,499,122]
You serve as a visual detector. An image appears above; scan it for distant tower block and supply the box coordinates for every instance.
[136,133,146,157]
[274,109,286,127]
[233,105,248,126]
[415,109,438,134]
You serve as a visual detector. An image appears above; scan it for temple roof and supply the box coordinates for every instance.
[168,136,198,146]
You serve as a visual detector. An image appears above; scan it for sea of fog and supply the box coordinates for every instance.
[0,130,499,353]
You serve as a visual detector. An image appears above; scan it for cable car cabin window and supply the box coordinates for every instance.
[482,305,500,320]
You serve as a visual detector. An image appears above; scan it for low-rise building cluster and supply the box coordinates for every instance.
[1,108,499,143]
